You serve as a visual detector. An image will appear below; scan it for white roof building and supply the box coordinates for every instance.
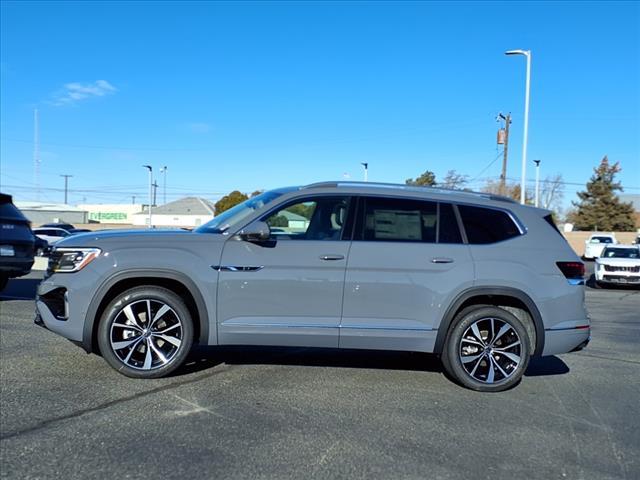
[15,202,88,225]
[131,197,216,228]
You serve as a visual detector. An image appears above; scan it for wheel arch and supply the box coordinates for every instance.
[83,269,210,354]
[434,287,545,356]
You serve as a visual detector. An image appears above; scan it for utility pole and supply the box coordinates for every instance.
[60,174,73,204]
[361,162,369,182]
[132,195,136,205]
[496,113,511,195]
[152,181,158,207]
[534,159,541,207]
[142,165,153,228]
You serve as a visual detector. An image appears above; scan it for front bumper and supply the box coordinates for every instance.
[35,273,93,347]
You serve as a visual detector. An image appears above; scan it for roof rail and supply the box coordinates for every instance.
[302,181,517,204]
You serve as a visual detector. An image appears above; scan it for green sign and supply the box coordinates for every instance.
[89,212,128,221]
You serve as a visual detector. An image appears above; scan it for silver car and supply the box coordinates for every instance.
[35,182,590,392]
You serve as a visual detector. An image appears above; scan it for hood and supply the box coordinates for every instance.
[54,228,225,248]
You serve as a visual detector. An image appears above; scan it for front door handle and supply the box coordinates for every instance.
[320,254,345,261]
[431,257,454,264]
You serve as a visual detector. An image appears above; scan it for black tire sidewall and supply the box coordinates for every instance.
[443,306,530,392]
[97,286,194,379]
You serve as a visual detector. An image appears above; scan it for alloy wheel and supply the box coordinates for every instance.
[109,299,183,370]
[458,317,522,384]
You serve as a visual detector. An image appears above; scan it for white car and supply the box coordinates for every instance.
[583,233,617,259]
[594,245,640,288]
[32,227,71,245]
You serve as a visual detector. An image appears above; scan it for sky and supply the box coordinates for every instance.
[1,0,639,211]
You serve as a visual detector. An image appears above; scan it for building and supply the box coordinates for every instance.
[131,197,215,228]
[15,202,88,226]
[76,204,144,225]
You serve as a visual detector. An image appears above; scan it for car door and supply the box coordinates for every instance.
[340,197,474,352]
[217,195,353,348]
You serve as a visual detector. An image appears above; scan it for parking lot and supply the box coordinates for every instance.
[1,269,638,480]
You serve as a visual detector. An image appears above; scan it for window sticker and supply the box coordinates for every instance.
[373,209,422,240]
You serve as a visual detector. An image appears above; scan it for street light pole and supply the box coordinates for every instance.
[142,165,153,228]
[505,49,532,205]
[534,159,541,208]
[361,162,368,182]
[160,166,167,204]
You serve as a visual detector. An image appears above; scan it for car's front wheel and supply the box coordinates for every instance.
[97,286,194,378]
[442,306,531,392]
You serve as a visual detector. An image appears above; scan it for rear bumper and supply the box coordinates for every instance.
[542,325,591,356]
[0,257,34,278]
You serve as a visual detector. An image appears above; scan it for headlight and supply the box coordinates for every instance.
[48,247,101,273]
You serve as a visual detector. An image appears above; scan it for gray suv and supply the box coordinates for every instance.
[35,182,590,392]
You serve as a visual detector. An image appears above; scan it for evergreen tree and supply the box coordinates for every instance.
[406,170,436,186]
[570,156,636,231]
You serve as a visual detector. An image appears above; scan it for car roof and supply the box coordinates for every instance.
[602,244,638,249]
[300,181,521,207]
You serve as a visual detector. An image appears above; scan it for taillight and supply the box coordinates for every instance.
[556,261,585,279]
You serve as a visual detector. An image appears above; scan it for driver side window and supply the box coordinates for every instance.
[264,196,350,241]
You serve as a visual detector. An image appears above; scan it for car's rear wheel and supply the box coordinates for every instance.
[97,286,194,378]
[442,306,530,392]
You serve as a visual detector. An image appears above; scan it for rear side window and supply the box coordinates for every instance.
[439,203,462,244]
[458,205,521,244]
[355,197,464,244]
[361,197,437,242]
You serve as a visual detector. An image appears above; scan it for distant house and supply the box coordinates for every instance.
[131,197,215,228]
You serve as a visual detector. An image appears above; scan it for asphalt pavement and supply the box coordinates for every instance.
[0,269,638,480]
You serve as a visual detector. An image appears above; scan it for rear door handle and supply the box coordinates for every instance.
[320,254,345,261]
[431,257,454,264]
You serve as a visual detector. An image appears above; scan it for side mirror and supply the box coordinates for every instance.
[238,221,271,242]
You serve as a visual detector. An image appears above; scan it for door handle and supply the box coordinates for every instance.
[320,254,345,261]
[431,257,454,264]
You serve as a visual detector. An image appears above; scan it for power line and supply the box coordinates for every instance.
[469,151,504,182]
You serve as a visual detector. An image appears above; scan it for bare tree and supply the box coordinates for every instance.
[539,173,565,212]
[441,170,469,190]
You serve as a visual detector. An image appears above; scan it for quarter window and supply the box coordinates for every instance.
[458,205,521,244]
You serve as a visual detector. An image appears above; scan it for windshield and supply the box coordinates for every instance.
[195,187,298,234]
[591,236,614,244]
[601,247,640,259]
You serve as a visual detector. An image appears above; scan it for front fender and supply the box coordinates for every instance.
[82,268,213,353]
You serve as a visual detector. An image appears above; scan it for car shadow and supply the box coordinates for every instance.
[175,345,570,380]
[524,355,570,377]
[177,346,443,377]
[0,278,41,301]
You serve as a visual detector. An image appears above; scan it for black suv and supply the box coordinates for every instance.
[0,193,35,291]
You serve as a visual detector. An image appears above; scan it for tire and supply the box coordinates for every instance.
[0,275,8,292]
[594,280,603,289]
[441,306,531,392]
[97,286,194,379]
